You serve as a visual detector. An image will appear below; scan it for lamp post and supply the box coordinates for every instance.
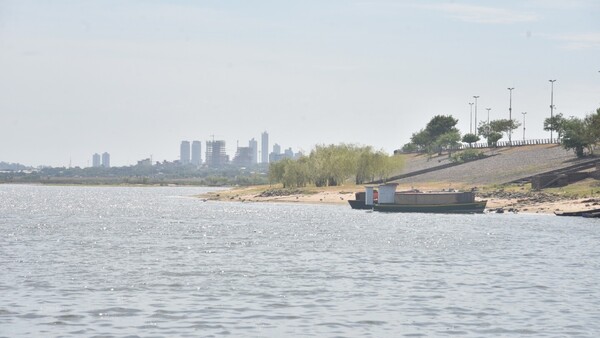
[469,102,474,134]
[473,96,479,136]
[549,79,556,142]
[486,108,491,135]
[522,112,527,141]
[508,87,514,144]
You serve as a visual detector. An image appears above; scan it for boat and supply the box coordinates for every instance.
[348,189,378,210]
[582,211,600,218]
[555,208,600,217]
[368,183,487,214]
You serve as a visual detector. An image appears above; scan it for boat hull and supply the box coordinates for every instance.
[373,201,487,213]
[348,200,373,210]
[556,208,600,217]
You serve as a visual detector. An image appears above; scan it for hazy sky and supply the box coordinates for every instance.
[1,0,599,167]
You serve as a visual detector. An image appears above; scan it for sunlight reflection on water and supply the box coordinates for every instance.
[1,184,600,337]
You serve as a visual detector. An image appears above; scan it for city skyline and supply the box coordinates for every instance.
[1,1,599,167]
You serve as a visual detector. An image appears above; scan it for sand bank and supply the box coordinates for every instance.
[199,185,600,215]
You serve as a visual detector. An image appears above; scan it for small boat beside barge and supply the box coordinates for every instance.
[350,183,487,214]
[555,208,600,217]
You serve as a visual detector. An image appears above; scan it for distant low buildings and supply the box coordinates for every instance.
[137,158,152,166]
[269,145,300,163]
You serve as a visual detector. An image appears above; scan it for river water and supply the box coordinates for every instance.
[1,184,599,337]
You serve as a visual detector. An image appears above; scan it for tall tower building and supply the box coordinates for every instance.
[101,152,110,168]
[180,141,190,165]
[92,153,101,167]
[249,138,258,164]
[191,140,202,166]
[261,131,269,164]
[206,140,229,167]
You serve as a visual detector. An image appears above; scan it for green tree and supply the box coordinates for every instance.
[435,130,461,156]
[584,108,600,147]
[489,119,521,141]
[543,113,567,139]
[268,144,404,187]
[487,132,503,147]
[561,117,590,157]
[478,119,520,145]
[425,115,459,140]
[410,129,431,150]
[268,160,286,185]
[401,142,418,153]
[559,109,600,157]
[461,133,480,147]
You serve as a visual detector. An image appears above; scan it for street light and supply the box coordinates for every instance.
[473,96,479,136]
[549,79,556,142]
[486,108,491,135]
[469,102,474,134]
[522,112,527,141]
[508,87,514,144]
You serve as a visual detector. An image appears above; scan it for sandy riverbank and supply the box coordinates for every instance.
[199,184,600,215]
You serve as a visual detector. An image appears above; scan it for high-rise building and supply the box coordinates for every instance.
[249,138,258,164]
[206,140,229,167]
[261,131,269,164]
[191,140,202,166]
[273,143,281,155]
[101,152,110,168]
[92,153,101,167]
[269,143,284,163]
[232,146,253,167]
[180,141,190,165]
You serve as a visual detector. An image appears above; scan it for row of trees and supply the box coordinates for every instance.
[543,108,600,157]
[401,115,522,155]
[402,107,600,159]
[268,144,404,188]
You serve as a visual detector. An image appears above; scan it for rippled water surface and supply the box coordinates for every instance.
[1,184,600,337]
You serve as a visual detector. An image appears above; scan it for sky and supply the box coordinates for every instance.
[1,0,599,167]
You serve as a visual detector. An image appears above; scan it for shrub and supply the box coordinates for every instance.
[450,149,486,163]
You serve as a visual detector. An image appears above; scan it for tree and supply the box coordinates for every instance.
[561,117,590,157]
[584,108,600,147]
[478,119,521,145]
[268,161,286,185]
[559,108,600,157]
[425,115,459,140]
[408,115,460,154]
[487,132,503,147]
[477,121,493,142]
[401,142,418,153]
[543,113,567,139]
[410,129,431,150]
[489,119,521,141]
[435,130,461,156]
[461,133,480,147]
[268,144,404,187]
